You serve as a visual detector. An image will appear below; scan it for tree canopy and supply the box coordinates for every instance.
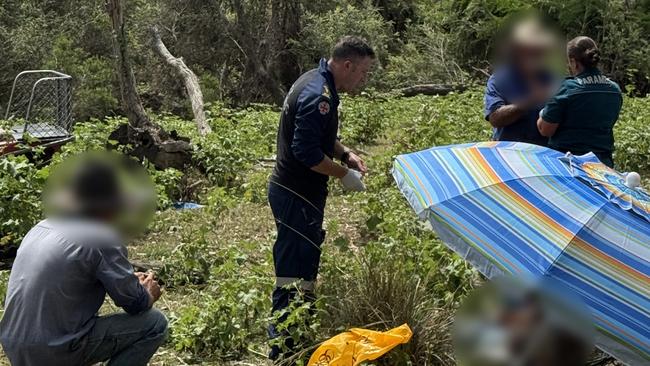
[1,0,648,121]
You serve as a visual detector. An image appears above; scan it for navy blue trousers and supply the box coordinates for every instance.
[267,182,326,358]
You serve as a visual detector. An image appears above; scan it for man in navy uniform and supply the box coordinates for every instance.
[268,36,375,360]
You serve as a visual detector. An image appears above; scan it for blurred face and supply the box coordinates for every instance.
[513,45,548,76]
[339,57,374,93]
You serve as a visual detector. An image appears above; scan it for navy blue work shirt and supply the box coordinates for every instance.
[484,65,551,146]
[271,58,340,202]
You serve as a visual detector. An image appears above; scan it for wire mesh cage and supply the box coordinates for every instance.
[4,70,73,141]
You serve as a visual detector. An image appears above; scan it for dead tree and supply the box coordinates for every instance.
[105,0,191,169]
[151,26,211,136]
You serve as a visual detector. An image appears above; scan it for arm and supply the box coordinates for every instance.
[334,140,367,174]
[290,94,365,191]
[489,104,527,128]
[334,140,347,160]
[485,74,554,128]
[311,156,348,178]
[96,246,155,314]
[537,84,569,138]
[291,95,349,178]
[484,75,517,127]
[537,117,559,137]
[488,90,552,128]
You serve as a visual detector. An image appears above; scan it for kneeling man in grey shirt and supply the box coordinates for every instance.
[0,157,166,366]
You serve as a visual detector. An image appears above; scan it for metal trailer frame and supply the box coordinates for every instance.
[4,70,74,141]
[2,70,74,155]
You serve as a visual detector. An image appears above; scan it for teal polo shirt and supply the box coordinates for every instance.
[541,68,622,165]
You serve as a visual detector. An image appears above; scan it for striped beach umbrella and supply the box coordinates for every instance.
[392,141,649,365]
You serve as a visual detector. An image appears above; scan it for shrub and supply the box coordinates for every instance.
[384,24,469,87]
[171,284,268,360]
[295,1,392,88]
[0,156,45,248]
[0,270,10,311]
[45,36,118,122]
[614,96,650,174]
[339,92,390,145]
[148,167,183,209]
[53,117,124,160]
[169,239,273,360]
[158,226,214,288]
[192,104,278,187]
[319,254,456,365]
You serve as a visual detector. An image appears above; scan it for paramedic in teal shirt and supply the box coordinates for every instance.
[538,36,623,168]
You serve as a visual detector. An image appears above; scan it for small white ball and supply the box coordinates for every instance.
[625,172,641,188]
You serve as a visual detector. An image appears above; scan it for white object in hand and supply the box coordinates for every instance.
[340,169,366,192]
[625,172,641,188]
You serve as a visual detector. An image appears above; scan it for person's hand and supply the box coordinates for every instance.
[340,169,366,191]
[345,152,368,175]
[140,272,162,306]
[134,271,147,281]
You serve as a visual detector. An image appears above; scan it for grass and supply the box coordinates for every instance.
[107,178,377,365]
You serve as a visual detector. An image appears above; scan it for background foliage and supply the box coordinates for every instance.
[1,0,649,120]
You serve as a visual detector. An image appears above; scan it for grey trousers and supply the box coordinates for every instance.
[81,308,168,366]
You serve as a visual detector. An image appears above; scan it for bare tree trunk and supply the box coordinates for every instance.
[151,26,211,136]
[105,0,192,170]
[106,0,150,128]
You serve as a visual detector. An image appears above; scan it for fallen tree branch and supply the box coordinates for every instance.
[130,259,163,273]
[471,65,491,78]
[151,26,211,136]
[399,84,467,98]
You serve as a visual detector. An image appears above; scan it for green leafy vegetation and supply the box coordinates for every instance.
[1,92,648,364]
[0,156,44,248]
[614,97,650,174]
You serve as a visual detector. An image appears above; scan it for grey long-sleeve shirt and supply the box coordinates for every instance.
[0,218,150,365]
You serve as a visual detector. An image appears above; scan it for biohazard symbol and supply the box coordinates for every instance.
[315,350,333,365]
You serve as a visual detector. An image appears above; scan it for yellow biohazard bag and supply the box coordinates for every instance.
[308,324,413,366]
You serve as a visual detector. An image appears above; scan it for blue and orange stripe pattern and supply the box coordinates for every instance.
[563,153,650,222]
[392,142,649,365]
